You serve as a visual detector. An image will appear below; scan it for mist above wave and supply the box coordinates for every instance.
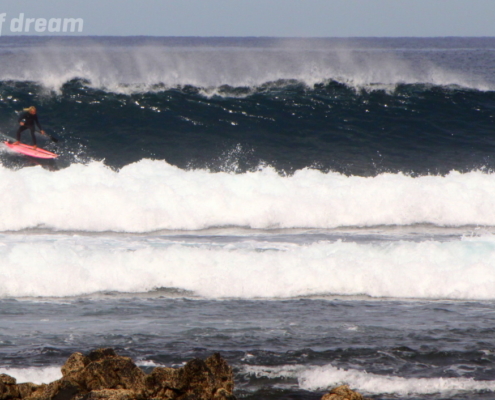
[0,37,490,93]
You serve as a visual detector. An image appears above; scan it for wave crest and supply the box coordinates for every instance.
[0,37,491,94]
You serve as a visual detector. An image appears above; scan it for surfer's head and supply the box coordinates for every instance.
[24,106,36,114]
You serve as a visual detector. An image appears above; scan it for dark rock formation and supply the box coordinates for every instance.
[2,349,370,400]
[0,348,236,400]
[321,385,370,400]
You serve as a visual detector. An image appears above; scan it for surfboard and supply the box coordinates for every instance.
[4,141,58,159]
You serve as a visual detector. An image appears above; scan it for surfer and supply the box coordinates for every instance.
[14,106,46,148]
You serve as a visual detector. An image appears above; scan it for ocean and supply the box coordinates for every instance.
[1,36,495,400]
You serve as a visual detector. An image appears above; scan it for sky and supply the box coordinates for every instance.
[0,0,494,37]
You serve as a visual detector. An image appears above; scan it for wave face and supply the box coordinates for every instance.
[0,37,495,174]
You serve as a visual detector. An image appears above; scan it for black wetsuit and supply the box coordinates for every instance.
[17,111,42,145]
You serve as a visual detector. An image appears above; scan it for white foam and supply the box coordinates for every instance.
[1,231,495,299]
[0,366,62,385]
[2,160,495,299]
[1,160,495,232]
[245,364,495,395]
[136,360,166,368]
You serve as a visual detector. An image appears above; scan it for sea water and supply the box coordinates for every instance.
[1,37,495,400]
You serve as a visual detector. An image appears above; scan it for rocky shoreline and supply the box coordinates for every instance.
[0,349,368,400]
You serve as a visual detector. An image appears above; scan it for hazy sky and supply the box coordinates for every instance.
[0,0,494,37]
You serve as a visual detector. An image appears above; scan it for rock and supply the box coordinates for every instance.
[144,353,235,400]
[143,367,180,399]
[33,380,80,400]
[17,383,39,399]
[76,352,145,392]
[87,349,118,363]
[61,353,88,378]
[0,375,38,400]
[79,389,138,400]
[2,349,236,400]
[321,385,370,400]
[1,374,20,400]
[205,354,234,394]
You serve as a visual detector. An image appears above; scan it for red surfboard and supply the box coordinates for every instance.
[4,141,58,159]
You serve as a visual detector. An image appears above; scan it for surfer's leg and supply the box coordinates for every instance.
[29,127,37,147]
[15,125,28,144]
